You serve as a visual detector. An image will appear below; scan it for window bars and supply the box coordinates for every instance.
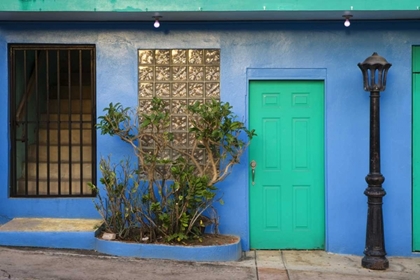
[9,45,96,197]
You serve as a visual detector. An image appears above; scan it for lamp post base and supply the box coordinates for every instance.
[362,255,389,270]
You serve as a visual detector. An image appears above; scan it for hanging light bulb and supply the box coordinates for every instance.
[344,18,350,27]
[153,16,161,28]
[154,19,160,28]
[343,15,353,28]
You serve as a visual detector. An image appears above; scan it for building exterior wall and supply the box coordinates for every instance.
[0,20,416,256]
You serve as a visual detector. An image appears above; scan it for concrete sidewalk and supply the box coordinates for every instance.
[0,246,419,280]
[253,250,419,280]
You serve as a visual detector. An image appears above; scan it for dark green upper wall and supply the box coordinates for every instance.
[1,0,419,12]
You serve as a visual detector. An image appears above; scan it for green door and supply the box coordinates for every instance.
[249,80,325,249]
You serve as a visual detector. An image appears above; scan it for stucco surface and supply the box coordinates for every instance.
[0,20,416,256]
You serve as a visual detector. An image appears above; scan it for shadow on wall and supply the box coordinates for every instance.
[0,215,11,225]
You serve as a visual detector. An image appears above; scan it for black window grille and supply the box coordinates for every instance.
[9,44,96,197]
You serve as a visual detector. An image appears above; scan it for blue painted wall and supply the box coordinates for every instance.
[0,21,416,256]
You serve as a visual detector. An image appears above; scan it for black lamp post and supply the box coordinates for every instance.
[358,52,391,270]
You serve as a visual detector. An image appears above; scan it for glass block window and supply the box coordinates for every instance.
[138,49,220,163]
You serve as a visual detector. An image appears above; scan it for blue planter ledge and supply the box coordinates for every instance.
[95,236,242,262]
[0,218,242,261]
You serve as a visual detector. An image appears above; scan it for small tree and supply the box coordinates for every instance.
[90,97,255,243]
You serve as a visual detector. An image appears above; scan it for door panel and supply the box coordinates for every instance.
[249,80,325,249]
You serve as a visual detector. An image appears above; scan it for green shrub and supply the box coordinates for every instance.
[90,98,255,243]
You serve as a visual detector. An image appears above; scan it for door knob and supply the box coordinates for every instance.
[250,160,257,185]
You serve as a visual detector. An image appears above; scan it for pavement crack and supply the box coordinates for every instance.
[0,269,11,279]
[281,250,291,280]
[253,250,259,280]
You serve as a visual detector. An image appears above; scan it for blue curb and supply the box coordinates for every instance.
[0,231,97,250]
[0,227,242,262]
[95,236,242,262]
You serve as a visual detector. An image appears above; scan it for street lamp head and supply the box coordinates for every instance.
[358,52,392,92]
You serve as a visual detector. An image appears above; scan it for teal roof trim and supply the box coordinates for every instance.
[1,0,420,12]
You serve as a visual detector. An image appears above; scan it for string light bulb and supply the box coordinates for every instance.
[153,16,162,28]
[343,15,353,27]
[344,18,350,27]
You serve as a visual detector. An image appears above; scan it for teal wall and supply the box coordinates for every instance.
[0,0,418,12]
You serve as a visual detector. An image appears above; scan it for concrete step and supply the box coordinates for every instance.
[41,113,92,122]
[17,178,93,195]
[38,128,92,144]
[48,99,92,114]
[24,162,92,180]
[40,113,92,129]
[40,121,92,129]
[29,144,93,162]
[49,85,92,100]
[58,72,92,86]
[0,218,101,250]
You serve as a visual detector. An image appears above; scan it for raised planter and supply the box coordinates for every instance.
[95,236,242,262]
